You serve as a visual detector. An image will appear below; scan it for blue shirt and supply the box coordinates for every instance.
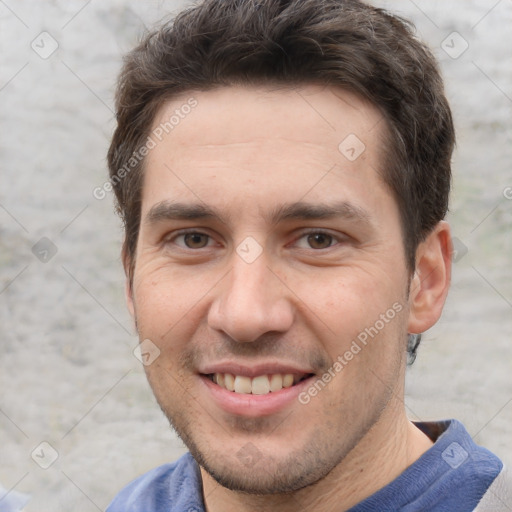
[107,419,508,511]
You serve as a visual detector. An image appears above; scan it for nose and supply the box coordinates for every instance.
[207,251,294,343]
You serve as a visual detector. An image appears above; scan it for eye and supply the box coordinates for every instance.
[306,232,333,249]
[172,231,213,249]
[294,231,339,250]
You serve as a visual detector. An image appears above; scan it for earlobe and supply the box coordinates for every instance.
[407,221,452,335]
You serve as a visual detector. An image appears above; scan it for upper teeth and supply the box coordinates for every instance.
[213,373,299,394]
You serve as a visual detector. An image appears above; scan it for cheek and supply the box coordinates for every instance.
[297,272,408,398]
[133,275,207,399]
[313,303,407,416]
[132,267,205,342]
[298,267,403,341]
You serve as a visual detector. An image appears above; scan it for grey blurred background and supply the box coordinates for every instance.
[0,0,511,510]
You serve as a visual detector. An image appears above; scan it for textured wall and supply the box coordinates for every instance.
[0,0,511,509]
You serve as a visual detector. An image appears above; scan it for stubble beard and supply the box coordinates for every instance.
[148,376,393,496]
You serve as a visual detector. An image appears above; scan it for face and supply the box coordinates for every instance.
[128,84,414,493]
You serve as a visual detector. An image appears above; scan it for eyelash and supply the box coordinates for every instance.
[166,228,345,250]
[166,229,217,249]
[293,229,343,249]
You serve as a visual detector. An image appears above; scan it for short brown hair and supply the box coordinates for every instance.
[108,0,455,359]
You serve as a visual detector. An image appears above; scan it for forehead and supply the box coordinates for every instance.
[142,84,392,221]
[151,84,383,154]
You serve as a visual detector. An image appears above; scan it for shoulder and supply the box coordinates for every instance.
[350,419,505,511]
[408,419,505,511]
[106,452,204,512]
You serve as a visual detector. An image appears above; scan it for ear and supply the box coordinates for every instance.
[407,221,452,334]
[122,245,135,318]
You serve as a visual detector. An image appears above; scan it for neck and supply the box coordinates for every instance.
[200,403,433,512]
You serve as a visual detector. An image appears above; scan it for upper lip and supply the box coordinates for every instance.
[198,361,315,378]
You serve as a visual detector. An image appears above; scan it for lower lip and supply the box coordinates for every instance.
[200,375,314,417]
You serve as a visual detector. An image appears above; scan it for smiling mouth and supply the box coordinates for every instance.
[204,373,314,395]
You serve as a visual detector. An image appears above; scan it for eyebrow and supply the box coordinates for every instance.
[267,201,372,225]
[144,200,372,227]
[145,201,219,225]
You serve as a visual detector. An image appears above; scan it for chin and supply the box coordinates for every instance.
[198,451,329,494]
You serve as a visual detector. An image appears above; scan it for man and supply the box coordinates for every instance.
[106,0,510,510]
